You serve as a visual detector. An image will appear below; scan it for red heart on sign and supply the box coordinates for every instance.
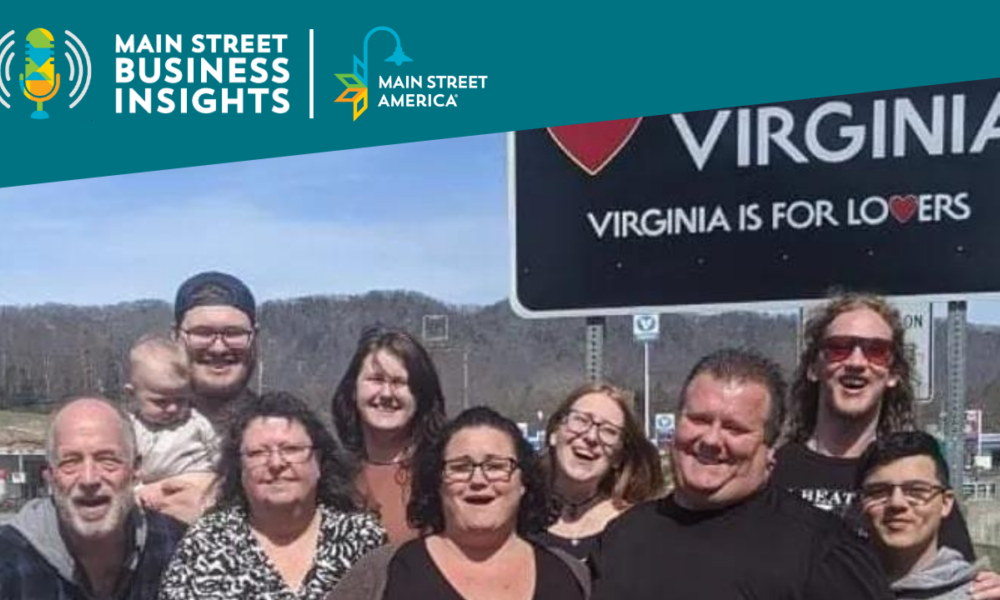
[548,118,643,176]
[889,194,918,223]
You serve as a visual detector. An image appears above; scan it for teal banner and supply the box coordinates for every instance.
[1,1,999,188]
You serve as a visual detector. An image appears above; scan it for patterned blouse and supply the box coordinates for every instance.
[157,503,387,600]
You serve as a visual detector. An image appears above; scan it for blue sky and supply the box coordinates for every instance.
[0,134,507,307]
[4,133,1000,325]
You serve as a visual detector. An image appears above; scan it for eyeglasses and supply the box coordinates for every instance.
[820,335,894,368]
[443,456,519,483]
[860,481,948,506]
[242,444,314,467]
[180,326,255,350]
[563,409,624,446]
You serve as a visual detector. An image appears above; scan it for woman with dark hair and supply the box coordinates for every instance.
[331,326,447,543]
[327,407,589,600]
[536,382,664,560]
[158,392,386,600]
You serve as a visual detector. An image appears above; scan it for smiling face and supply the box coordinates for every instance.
[177,305,255,404]
[862,455,953,561]
[240,417,320,512]
[671,373,772,510]
[355,350,417,440]
[441,426,524,537]
[48,400,137,542]
[811,307,900,425]
[552,392,625,490]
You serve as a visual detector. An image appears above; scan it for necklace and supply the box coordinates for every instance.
[363,445,411,467]
[559,491,603,519]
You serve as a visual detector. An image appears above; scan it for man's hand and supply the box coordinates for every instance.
[138,472,218,524]
[971,569,1000,600]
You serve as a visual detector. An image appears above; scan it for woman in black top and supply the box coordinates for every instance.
[328,407,589,600]
[535,383,664,560]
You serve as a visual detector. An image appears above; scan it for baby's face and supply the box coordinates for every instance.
[133,367,194,426]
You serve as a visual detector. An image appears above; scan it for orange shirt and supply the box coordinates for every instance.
[358,462,420,544]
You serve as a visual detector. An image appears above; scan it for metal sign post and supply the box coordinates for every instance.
[944,301,967,493]
[585,317,605,382]
[633,314,660,438]
[643,341,651,438]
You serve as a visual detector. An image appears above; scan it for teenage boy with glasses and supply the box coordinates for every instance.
[858,431,979,600]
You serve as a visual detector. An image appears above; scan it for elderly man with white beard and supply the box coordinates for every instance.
[0,397,185,600]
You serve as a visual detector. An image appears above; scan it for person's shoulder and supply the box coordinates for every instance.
[765,485,841,525]
[323,506,382,530]
[144,508,188,540]
[0,523,32,556]
[321,506,389,547]
[325,542,400,600]
[774,440,808,460]
[534,541,592,594]
[176,504,241,539]
[599,498,664,539]
[761,485,863,545]
[129,412,155,436]
[188,408,216,430]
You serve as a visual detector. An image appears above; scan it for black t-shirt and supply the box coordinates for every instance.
[772,441,976,561]
[532,529,601,562]
[382,537,585,600]
[591,485,893,600]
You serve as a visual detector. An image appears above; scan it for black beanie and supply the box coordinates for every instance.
[174,271,256,325]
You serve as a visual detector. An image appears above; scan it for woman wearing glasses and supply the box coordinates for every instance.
[158,392,386,600]
[328,407,589,600]
[331,326,447,544]
[536,382,664,560]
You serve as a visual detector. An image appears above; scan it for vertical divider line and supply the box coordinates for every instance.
[309,29,315,119]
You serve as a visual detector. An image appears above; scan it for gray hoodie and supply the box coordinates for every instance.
[2,497,153,599]
[7,497,98,584]
[891,546,976,600]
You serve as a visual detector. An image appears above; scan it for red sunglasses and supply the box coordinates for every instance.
[820,335,894,367]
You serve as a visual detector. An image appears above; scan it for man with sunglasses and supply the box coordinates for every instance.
[858,431,977,599]
[774,293,976,560]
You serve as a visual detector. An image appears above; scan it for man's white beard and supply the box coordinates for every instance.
[54,488,134,539]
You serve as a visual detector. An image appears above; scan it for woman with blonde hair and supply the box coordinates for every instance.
[536,382,664,560]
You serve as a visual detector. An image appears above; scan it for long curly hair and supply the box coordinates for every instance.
[331,327,447,461]
[785,293,916,443]
[216,391,360,513]
[407,406,553,536]
[542,382,664,507]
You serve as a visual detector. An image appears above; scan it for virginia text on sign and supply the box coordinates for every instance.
[509,78,1000,317]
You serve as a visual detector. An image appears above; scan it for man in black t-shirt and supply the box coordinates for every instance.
[773,293,977,559]
[592,349,892,600]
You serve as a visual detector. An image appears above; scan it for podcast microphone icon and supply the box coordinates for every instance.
[19,28,60,119]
